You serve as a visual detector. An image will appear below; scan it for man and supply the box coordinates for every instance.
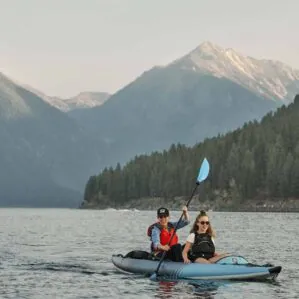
[147,206,190,262]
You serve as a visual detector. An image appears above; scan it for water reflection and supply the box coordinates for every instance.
[155,280,220,299]
[154,279,281,299]
[191,282,220,299]
[155,281,177,298]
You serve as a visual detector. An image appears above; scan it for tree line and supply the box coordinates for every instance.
[83,95,299,207]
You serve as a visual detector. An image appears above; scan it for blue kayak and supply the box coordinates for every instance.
[111,252,281,281]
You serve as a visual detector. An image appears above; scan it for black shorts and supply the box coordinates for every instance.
[155,244,184,262]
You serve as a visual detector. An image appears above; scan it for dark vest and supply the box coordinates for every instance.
[190,233,215,259]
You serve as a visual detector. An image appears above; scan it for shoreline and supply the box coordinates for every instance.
[80,196,299,213]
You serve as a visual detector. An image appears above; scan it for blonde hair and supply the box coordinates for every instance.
[190,210,216,238]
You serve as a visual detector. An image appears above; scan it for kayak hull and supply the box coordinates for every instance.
[111,254,281,281]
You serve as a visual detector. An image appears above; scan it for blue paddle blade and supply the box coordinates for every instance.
[196,158,210,183]
[149,273,157,281]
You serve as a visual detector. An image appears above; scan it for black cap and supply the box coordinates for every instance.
[157,207,169,217]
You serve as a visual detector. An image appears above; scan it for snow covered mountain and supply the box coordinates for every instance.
[21,85,110,112]
[172,41,299,104]
[62,92,110,111]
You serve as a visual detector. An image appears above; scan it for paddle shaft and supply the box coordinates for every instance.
[154,182,200,276]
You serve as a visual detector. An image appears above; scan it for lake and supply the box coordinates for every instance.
[0,208,298,298]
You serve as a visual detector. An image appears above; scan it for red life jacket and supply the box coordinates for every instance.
[147,222,179,250]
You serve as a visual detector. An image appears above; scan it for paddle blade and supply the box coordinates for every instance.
[149,273,157,281]
[196,158,210,183]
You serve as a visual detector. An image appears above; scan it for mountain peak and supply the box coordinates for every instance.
[17,84,110,112]
[195,41,224,54]
[190,41,244,60]
[65,91,110,110]
[173,41,299,103]
[0,73,33,119]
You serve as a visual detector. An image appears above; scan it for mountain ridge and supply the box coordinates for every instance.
[0,74,107,207]
[1,41,298,207]
[82,94,299,211]
[169,41,299,103]
[18,83,110,112]
[75,64,280,167]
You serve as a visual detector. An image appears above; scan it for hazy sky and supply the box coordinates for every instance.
[1,0,298,98]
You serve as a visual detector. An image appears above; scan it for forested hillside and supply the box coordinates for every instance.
[83,94,299,210]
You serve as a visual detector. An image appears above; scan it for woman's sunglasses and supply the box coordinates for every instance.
[198,221,210,225]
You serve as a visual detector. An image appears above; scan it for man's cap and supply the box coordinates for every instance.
[157,207,169,217]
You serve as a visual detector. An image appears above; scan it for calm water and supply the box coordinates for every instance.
[0,208,298,299]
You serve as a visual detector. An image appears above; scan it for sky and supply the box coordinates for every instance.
[1,0,298,98]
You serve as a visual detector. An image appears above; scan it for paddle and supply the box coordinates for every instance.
[149,157,210,281]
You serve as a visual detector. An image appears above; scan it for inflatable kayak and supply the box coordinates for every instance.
[112,251,281,282]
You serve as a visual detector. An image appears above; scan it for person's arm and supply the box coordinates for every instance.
[151,226,169,251]
[212,238,219,256]
[173,206,190,229]
[151,226,160,250]
[182,205,189,221]
[182,232,194,263]
[182,241,192,263]
[211,239,229,257]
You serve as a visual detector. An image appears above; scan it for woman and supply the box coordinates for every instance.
[182,210,228,264]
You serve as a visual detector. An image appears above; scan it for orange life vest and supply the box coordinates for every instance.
[147,222,178,250]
